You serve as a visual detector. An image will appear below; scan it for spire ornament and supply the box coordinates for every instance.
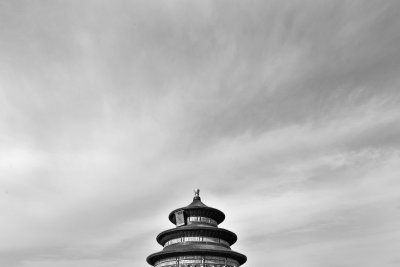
[194,188,200,198]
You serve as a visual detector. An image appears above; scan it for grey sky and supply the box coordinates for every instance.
[1,1,400,266]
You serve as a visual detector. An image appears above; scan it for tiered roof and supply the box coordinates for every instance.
[147,189,247,266]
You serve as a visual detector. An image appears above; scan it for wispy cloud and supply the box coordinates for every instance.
[1,1,400,267]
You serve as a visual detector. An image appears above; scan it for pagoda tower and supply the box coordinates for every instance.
[147,189,247,267]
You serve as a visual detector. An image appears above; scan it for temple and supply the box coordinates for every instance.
[146,189,247,267]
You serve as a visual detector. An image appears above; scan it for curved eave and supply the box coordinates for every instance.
[146,248,247,265]
[168,206,225,225]
[156,226,237,246]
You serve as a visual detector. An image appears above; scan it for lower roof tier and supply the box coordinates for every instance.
[147,243,247,265]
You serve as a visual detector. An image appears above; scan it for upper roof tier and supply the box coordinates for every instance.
[168,189,225,225]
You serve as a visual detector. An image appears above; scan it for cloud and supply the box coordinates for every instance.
[0,1,400,267]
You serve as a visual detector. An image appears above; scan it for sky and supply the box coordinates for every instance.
[1,0,400,266]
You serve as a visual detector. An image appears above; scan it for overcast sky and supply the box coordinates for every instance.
[1,1,400,267]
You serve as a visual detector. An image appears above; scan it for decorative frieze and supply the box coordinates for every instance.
[155,256,239,267]
[187,216,218,226]
[164,236,230,247]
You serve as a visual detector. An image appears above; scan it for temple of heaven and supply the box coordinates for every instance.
[146,189,247,267]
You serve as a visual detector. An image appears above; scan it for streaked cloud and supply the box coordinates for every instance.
[1,1,400,266]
